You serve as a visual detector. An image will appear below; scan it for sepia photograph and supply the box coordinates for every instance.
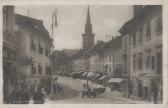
[2,4,163,104]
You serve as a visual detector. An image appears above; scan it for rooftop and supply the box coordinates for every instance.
[15,14,52,41]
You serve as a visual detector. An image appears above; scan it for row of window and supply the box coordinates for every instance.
[132,51,162,74]
[31,40,50,56]
[31,64,51,75]
[132,17,162,47]
[98,51,121,62]
[99,64,122,76]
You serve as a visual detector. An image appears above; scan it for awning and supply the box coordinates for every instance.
[87,72,96,77]
[92,84,104,88]
[94,74,101,78]
[99,75,107,80]
[107,78,123,83]
[82,72,88,76]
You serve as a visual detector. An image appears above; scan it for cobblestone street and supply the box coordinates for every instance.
[45,76,152,104]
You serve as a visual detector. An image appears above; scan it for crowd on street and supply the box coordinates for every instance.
[7,86,46,104]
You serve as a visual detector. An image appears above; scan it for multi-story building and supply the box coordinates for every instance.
[2,6,16,103]
[100,36,124,91]
[70,49,87,72]
[15,14,52,94]
[111,36,123,77]
[119,20,132,97]
[85,41,105,73]
[84,36,124,89]
[119,5,162,101]
[101,45,113,76]
[100,36,123,77]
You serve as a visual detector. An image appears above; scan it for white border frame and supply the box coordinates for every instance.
[0,0,167,108]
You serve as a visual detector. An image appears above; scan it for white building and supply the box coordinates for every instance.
[15,14,52,94]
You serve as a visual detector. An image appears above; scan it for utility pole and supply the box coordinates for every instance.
[50,9,58,99]
[86,67,89,89]
[127,32,131,98]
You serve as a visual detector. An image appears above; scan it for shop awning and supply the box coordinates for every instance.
[82,72,88,76]
[107,78,123,83]
[87,72,96,77]
[99,75,107,80]
[94,74,101,78]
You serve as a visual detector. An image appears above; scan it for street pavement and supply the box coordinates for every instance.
[44,76,153,104]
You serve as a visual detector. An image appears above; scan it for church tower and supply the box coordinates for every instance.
[82,6,95,50]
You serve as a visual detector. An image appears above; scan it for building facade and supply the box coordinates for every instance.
[15,14,52,94]
[130,5,162,101]
[119,20,132,97]
[119,5,162,101]
[100,36,123,77]
[70,49,88,72]
[2,6,16,103]
[85,41,105,73]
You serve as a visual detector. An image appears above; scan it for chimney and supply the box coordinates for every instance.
[134,5,143,17]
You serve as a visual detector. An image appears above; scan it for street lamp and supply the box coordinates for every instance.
[86,67,89,89]
[50,9,58,99]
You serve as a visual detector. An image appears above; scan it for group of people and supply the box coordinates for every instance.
[82,83,106,98]
[8,87,30,104]
[8,86,46,104]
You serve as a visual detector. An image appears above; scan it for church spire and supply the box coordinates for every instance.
[86,6,91,25]
[82,6,95,50]
[85,6,92,34]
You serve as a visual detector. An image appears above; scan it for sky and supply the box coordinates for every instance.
[15,6,133,50]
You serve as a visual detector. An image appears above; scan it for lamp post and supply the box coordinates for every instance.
[50,9,58,99]
[86,67,89,89]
